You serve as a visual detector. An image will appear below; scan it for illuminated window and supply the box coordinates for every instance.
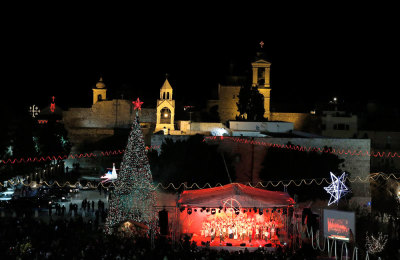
[160,108,171,124]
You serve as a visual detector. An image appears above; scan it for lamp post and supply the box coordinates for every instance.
[184,106,194,133]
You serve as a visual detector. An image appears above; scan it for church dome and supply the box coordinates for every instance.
[96,77,106,89]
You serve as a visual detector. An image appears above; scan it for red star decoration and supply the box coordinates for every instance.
[132,98,144,110]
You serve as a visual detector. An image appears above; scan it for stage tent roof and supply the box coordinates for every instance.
[178,183,295,208]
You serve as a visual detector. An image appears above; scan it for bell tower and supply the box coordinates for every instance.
[155,78,175,133]
[251,55,271,119]
[92,77,107,105]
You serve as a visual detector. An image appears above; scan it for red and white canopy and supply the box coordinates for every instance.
[178,183,295,208]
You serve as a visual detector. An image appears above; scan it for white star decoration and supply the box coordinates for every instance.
[324,172,350,206]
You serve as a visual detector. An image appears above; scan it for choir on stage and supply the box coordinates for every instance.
[199,213,282,244]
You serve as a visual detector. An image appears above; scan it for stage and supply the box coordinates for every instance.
[198,245,277,253]
[177,183,295,253]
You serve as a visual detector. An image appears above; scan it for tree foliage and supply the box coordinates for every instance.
[236,85,265,121]
[259,142,345,202]
[148,134,235,187]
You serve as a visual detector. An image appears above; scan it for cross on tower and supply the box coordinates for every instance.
[29,105,40,118]
[50,96,56,113]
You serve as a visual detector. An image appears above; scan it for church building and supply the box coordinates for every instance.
[207,50,318,133]
[155,79,175,134]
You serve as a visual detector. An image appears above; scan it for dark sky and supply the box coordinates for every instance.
[2,7,398,117]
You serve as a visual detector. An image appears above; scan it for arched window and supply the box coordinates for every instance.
[163,92,166,99]
[160,108,171,124]
[98,94,102,101]
[167,92,170,99]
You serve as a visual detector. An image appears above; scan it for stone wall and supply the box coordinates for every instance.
[270,112,320,133]
[151,135,371,205]
[63,99,156,129]
[213,85,241,123]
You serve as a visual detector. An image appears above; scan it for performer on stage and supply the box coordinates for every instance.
[219,228,224,244]
[210,227,215,242]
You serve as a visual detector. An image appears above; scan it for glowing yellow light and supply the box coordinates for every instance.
[124,221,132,228]
[164,113,168,118]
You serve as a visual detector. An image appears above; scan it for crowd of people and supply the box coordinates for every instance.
[0,214,318,260]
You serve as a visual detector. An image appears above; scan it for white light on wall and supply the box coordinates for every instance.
[211,128,229,136]
[164,113,168,118]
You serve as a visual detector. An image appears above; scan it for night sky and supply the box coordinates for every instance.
[2,8,398,117]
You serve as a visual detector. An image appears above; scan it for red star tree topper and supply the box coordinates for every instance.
[132,98,144,110]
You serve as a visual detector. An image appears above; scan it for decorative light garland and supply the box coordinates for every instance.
[4,135,400,165]
[204,136,400,158]
[2,172,398,190]
[0,146,160,165]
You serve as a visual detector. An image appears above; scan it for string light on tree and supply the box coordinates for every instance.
[365,232,388,254]
[104,97,157,236]
[324,172,350,206]
[29,105,40,118]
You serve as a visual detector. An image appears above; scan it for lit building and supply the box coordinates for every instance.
[155,79,175,134]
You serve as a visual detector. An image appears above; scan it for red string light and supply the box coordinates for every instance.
[3,135,399,165]
[0,146,160,165]
[204,136,400,158]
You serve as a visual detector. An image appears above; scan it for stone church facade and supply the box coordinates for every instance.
[63,78,156,146]
[207,53,319,133]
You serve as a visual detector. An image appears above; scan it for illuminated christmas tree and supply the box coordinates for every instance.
[104,98,157,235]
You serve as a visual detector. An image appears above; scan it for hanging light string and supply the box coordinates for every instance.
[0,146,160,165]
[3,135,400,165]
[204,136,400,158]
[2,172,398,190]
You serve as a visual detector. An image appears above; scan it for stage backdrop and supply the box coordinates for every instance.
[178,183,295,208]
